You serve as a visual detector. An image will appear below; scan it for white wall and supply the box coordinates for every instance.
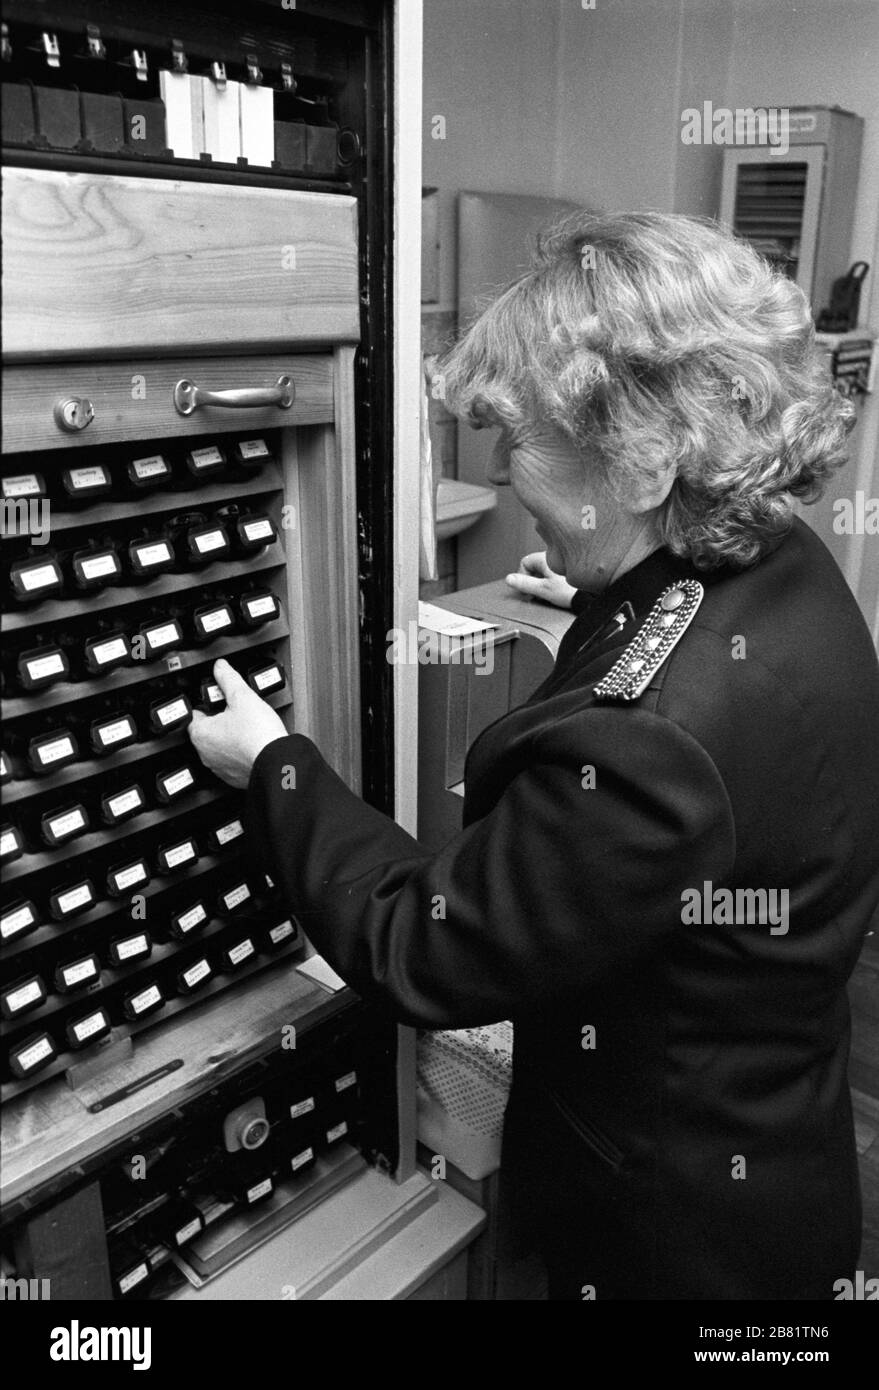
[719,0,879,631]
[423,0,563,307]
[423,0,879,624]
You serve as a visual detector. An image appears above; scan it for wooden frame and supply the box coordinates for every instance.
[2,169,360,358]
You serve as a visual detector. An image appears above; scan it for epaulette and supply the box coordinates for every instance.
[593,579,704,702]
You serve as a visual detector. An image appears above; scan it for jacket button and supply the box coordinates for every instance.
[661,588,685,612]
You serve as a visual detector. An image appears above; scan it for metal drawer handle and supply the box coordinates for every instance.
[173,375,295,417]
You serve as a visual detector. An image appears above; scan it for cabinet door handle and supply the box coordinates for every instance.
[173,375,295,416]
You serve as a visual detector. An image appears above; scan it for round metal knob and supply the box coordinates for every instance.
[238,1116,270,1151]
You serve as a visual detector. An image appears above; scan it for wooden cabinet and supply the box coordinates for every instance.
[0,0,480,1307]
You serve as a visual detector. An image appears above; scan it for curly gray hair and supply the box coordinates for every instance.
[437,211,854,568]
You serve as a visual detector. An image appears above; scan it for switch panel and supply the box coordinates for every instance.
[0,431,303,1100]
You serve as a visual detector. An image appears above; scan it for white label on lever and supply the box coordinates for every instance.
[162,768,194,797]
[2,903,37,939]
[194,529,226,554]
[164,840,196,869]
[62,957,98,988]
[92,637,127,666]
[223,883,251,911]
[175,1218,203,1246]
[245,595,277,619]
[3,474,42,498]
[216,819,243,845]
[82,553,118,580]
[20,563,60,592]
[57,883,93,915]
[156,699,189,727]
[115,934,149,961]
[177,903,207,933]
[47,808,86,839]
[145,622,180,651]
[190,446,224,469]
[228,938,254,966]
[1,829,20,857]
[5,980,43,1013]
[238,439,270,459]
[132,455,169,479]
[113,862,148,892]
[134,542,172,568]
[201,607,232,633]
[129,984,161,1015]
[107,788,143,819]
[97,717,135,747]
[243,518,273,541]
[72,1011,106,1042]
[26,653,64,681]
[69,466,109,490]
[37,735,74,766]
[15,1036,54,1073]
[183,959,211,988]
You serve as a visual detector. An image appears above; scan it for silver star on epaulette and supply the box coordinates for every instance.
[592,579,704,701]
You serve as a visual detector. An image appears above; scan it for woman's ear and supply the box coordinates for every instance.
[629,462,678,515]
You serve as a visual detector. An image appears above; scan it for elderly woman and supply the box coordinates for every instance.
[190,212,879,1301]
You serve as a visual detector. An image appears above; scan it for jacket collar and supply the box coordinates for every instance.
[556,546,696,675]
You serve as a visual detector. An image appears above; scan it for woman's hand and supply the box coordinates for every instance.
[188,659,287,789]
[505,551,578,610]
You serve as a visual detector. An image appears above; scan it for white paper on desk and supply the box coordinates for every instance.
[297,955,347,993]
[418,602,498,639]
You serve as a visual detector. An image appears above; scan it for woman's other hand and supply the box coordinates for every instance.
[505,552,578,610]
[188,659,287,788]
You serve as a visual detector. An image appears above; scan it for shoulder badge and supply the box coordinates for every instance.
[593,579,704,702]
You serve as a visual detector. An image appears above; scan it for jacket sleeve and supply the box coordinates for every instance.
[245,709,736,1028]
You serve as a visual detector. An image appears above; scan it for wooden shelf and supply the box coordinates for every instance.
[1,464,283,535]
[0,934,308,1109]
[2,693,291,807]
[0,916,301,1039]
[2,551,286,634]
[2,787,227,887]
[1,620,289,721]
[0,852,241,962]
[0,964,354,1208]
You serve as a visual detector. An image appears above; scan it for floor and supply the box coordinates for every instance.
[849,915,879,1279]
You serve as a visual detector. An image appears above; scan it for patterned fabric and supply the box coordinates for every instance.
[416,1023,513,1181]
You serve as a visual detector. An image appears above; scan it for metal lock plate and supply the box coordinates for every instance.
[54,397,95,432]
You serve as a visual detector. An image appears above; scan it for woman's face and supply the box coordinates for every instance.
[488,421,666,593]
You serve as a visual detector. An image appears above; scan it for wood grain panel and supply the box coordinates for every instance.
[2,168,360,359]
[279,348,362,792]
[2,354,333,453]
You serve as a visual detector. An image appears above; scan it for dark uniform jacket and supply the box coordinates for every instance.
[247,517,879,1300]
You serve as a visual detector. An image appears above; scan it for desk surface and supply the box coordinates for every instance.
[435,581,575,660]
